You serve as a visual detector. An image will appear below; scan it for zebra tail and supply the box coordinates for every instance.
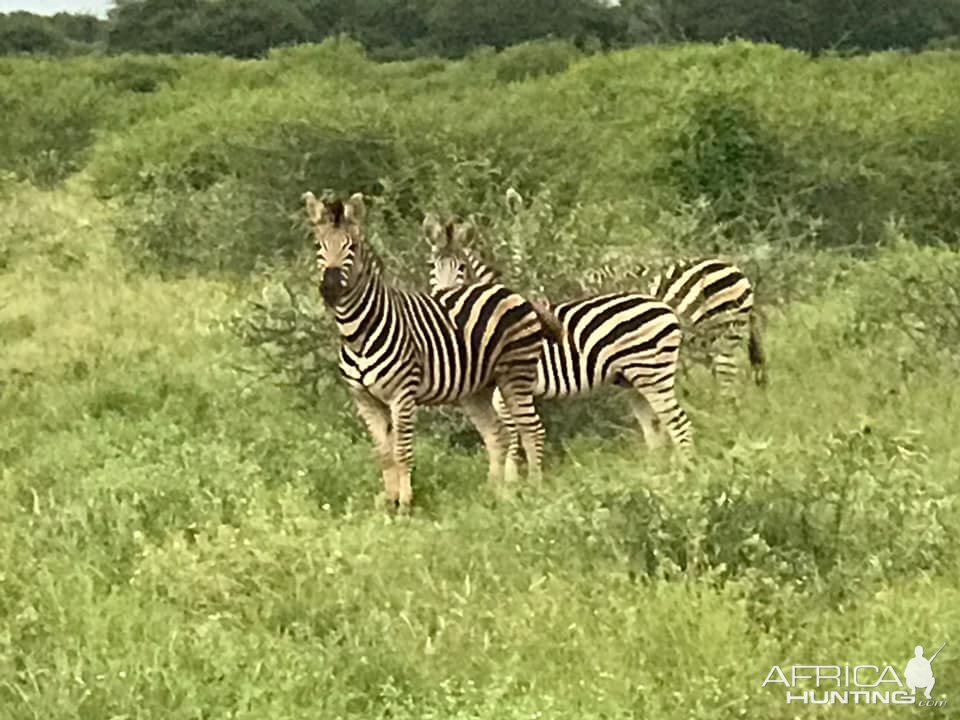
[531,300,565,343]
[748,309,767,386]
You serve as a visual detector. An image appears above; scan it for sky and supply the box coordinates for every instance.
[0,0,110,17]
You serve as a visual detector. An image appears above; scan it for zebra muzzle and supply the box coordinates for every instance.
[321,267,345,306]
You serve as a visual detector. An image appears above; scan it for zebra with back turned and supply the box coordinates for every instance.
[306,191,562,511]
[581,257,767,388]
[503,186,766,389]
[428,218,693,456]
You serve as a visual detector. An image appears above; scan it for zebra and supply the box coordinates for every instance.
[427,221,693,457]
[428,223,499,295]
[503,185,766,389]
[578,259,767,389]
[304,191,561,511]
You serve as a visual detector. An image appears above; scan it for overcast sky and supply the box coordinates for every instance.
[0,0,110,17]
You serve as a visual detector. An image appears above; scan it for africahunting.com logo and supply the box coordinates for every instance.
[762,642,947,707]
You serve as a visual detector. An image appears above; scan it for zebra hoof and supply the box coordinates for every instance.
[377,493,401,514]
[673,451,694,470]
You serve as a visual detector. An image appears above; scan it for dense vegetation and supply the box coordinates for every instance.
[1,40,958,718]
[5,0,960,59]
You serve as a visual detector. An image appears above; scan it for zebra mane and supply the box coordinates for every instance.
[324,199,346,227]
[464,247,501,277]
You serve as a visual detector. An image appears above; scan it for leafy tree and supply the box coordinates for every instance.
[189,0,315,58]
[0,12,67,55]
[424,0,600,56]
[50,12,107,45]
[345,0,430,55]
[292,0,354,41]
[107,0,204,54]
[841,0,960,52]
[623,0,960,52]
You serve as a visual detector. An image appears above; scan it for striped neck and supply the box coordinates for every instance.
[332,241,387,348]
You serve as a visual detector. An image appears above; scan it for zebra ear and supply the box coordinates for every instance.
[505,187,524,214]
[301,191,320,223]
[344,192,365,223]
[452,220,475,247]
[422,213,444,247]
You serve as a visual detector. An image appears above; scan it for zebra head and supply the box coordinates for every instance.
[424,214,473,292]
[304,191,366,307]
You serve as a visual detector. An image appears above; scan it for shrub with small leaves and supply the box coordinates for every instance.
[657,90,791,221]
[94,58,180,93]
[849,221,960,365]
[494,39,581,83]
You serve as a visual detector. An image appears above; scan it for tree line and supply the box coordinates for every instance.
[3,0,960,60]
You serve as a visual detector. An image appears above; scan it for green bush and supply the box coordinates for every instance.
[849,226,960,364]
[0,56,186,185]
[94,57,181,93]
[108,122,401,273]
[0,72,104,185]
[493,39,581,83]
[657,89,790,221]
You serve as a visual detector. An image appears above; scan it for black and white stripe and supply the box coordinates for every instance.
[583,258,766,388]
[648,258,765,387]
[306,192,555,510]
[429,246,693,453]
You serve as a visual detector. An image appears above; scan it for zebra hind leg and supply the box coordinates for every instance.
[622,367,693,455]
[460,388,509,488]
[626,390,664,450]
[492,387,522,484]
[351,389,399,510]
[496,372,545,485]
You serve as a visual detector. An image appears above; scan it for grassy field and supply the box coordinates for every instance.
[1,40,959,718]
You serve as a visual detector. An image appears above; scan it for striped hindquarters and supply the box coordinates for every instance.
[539,293,681,399]
[648,258,763,386]
[648,258,753,329]
[426,250,685,401]
[542,293,691,448]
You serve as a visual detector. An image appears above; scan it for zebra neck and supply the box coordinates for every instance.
[333,244,388,350]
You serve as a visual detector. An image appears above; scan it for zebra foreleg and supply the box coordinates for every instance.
[351,389,399,509]
[460,388,508,488]
[389,390,418,512]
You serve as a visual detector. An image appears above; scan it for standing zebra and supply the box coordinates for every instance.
[428,219,693,455]
[305,191,559,511]
[581,258,766,389]
[647,258,766,387]
[504,185,766,389]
